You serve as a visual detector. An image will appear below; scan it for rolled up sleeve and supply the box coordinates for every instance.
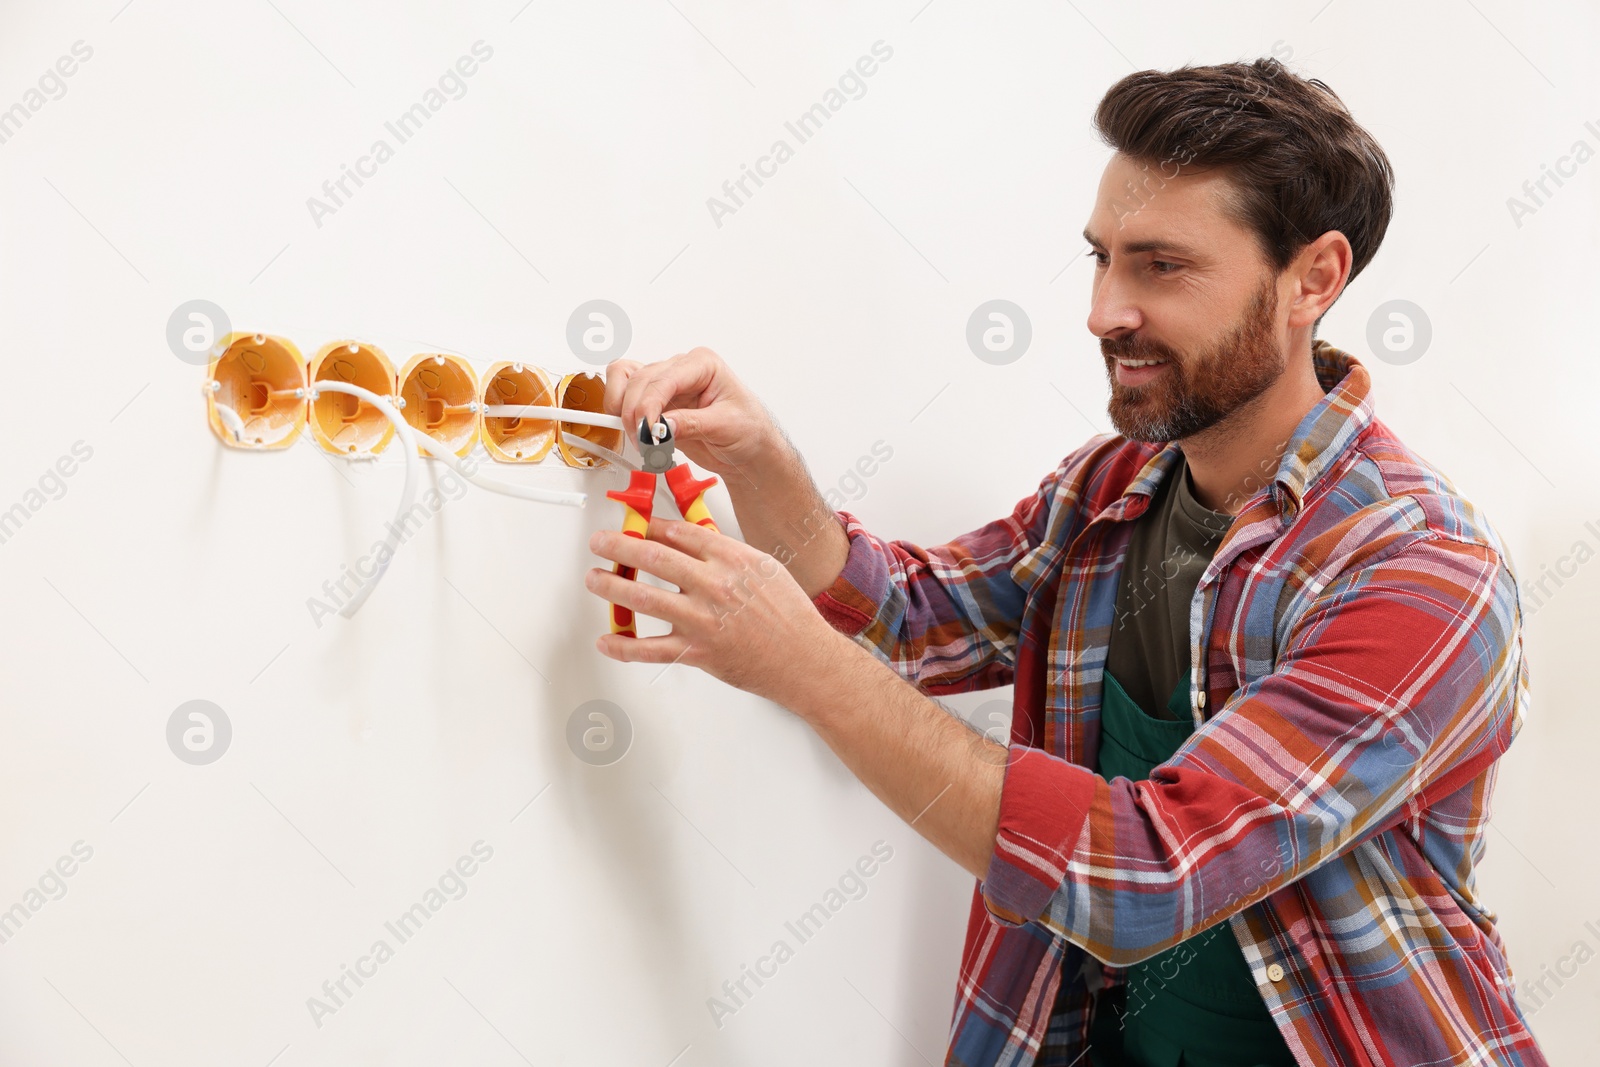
[810,511,893,640]
[980,746,1098,926]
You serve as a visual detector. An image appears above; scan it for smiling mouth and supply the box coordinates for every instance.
[1109,355,1171,388]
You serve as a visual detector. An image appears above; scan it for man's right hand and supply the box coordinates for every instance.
[602,347,780,480]
[598,346,851,599]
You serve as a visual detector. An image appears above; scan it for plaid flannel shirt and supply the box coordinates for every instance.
[810,341,1546,1067]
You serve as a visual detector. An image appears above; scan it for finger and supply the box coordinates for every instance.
[602,359,641,415]
[659,405,715,444]
[663,410,749,476]
[646,517,730,562]
[624,376,701,438]
[589,527,705,590]
[584,566,695,628]
[594,631,695,664]
[620,351,717,433]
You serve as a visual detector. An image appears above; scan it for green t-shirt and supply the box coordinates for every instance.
[1086,451,1299,1067]
[1104,450,1233,720]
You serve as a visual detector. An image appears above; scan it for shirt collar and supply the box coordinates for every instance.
[1118,339,1373,523]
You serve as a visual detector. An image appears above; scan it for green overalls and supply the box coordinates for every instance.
[1085,668,1299,1067]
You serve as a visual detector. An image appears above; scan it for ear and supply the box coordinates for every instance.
[1286,230,1352,330]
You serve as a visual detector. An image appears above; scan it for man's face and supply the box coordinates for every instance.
[1083,153,1288,442]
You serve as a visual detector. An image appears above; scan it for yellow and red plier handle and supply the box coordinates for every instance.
[604,433,719,638]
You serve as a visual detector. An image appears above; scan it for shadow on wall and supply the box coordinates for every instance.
[544,495,713,1045]
[373,463,715,1053]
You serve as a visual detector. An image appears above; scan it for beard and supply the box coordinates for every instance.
[1101,273,1284,443]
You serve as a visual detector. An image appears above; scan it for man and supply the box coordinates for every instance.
[584,57,1546,1066]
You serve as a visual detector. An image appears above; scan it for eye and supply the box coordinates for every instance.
[1151,260,1181,274]
[1086,250,1107,267]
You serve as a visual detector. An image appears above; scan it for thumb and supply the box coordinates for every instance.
[660,405,761,482]
[661,407,714,442]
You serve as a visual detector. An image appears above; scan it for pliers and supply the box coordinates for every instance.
[605,418,720,638]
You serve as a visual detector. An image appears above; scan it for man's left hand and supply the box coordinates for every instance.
[585,519,852,701]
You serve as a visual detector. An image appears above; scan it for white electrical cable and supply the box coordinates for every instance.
[562,439,637,470]
[480,403,646,468]
[205,383,246,442]
[206,380,645,617]
[480,405,624,430]
[412,428,596,504]
[314,381,606,616]
[215,410,244,440]
[206,389,604,505]
[303,381,421,618]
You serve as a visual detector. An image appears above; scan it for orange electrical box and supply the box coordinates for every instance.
[206,333,308,450]
[309,341,398,456]
[557,371,623,468]
[481,361,558,463]
[399,352,481,458]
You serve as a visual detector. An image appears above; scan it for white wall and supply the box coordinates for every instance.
[1,1,1595,1064]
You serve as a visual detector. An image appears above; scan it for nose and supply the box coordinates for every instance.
[1086,265,1141,341]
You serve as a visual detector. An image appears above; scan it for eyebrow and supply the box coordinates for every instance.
[1082,227,1202,259]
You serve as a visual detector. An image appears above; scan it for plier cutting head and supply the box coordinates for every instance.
[604,418,721,638]
[635,417,678,474]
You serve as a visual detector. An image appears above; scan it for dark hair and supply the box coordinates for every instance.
[1092,57,1394,321]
